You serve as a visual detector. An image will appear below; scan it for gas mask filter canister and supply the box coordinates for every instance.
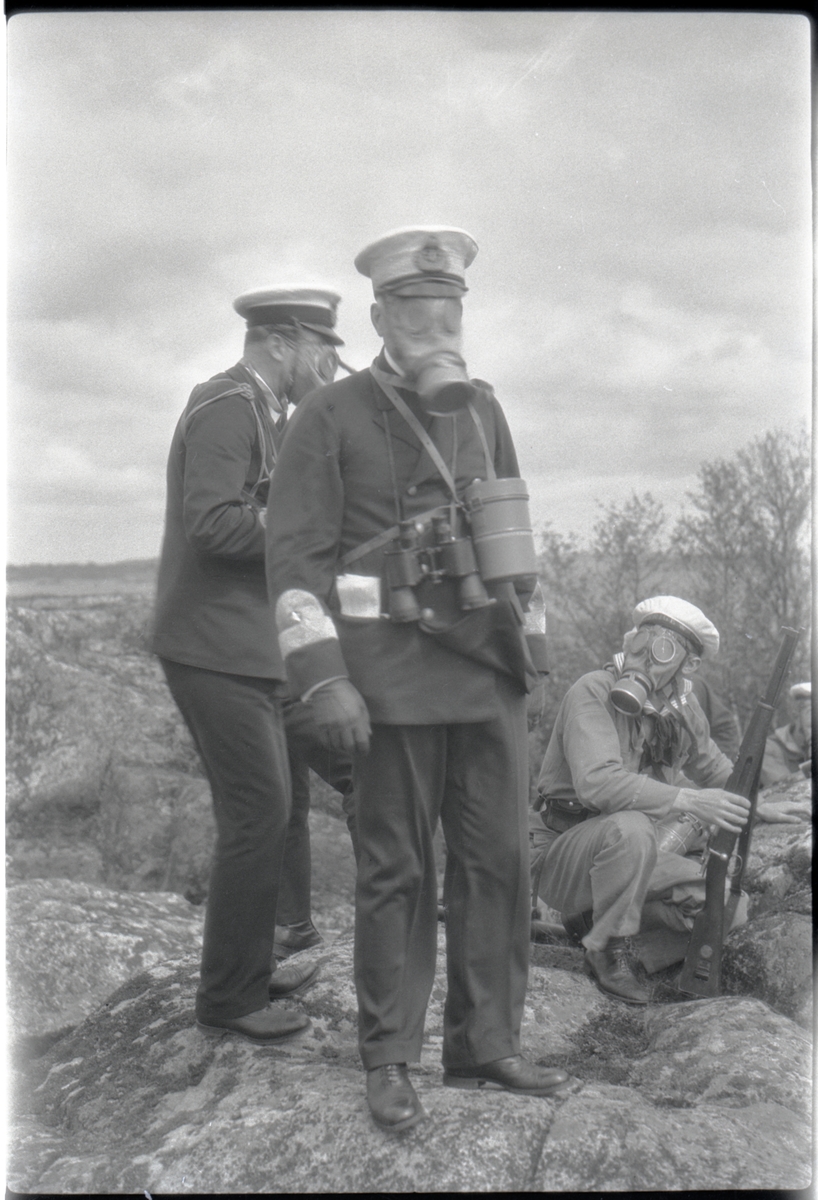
[380,294,477,413]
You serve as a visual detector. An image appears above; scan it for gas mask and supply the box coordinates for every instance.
[611,624,690,716]
[376,293,478,413]
[285,335,339,406]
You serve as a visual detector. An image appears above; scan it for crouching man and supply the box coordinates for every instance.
[531,596,750,1004]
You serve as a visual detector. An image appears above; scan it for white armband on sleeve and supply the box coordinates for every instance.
[276,589,339,658]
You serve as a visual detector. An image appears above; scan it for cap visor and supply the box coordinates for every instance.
[377,278,467,298]
[297,320,344,345]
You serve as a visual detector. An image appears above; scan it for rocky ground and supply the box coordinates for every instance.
[7,908,813,1193]
[5,594,814,1193]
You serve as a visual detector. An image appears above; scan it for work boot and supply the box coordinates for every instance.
[585,937,649,1005]
[366,1063,427,1132]
[273,919,324,960]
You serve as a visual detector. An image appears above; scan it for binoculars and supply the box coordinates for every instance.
[383,478,539,624]
[384,515,492,623]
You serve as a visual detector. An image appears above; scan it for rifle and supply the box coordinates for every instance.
[677,626,801,998]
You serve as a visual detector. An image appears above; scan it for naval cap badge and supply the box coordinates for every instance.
[414,238,450,273]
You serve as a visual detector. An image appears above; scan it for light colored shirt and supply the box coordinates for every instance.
[536,668,732,819]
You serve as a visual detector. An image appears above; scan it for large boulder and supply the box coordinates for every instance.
[743,779,812,916]
[723,912,813,1028]
[5,875,355,1048]
[8,918,811,1194]
[6,598,357,907]
[6,879,204,1043]
[6,599,206,898]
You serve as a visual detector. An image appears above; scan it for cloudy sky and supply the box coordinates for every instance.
[7,11,811,564]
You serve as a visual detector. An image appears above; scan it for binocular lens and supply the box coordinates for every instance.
[457,573,491,610]
[389,586,421,622]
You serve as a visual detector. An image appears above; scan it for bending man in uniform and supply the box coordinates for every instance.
[152,287,351,1042]
[531,596,750,1004]
[266,227,576,1132]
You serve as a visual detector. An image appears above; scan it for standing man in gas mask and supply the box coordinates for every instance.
[531,596,751,1004]
[153,287,350,1043]
[265,227,575,1132]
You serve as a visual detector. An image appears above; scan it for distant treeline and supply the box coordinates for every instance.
[7,559,159,581]
[7,427,809,743]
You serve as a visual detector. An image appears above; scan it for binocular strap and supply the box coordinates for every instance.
[370,364,497,496]
[339,366,503,573]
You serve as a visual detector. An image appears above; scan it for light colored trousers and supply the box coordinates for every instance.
[530,808,747,972]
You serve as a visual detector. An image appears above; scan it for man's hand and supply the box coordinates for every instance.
[308,678,371,755]
[672,787,751,834]
[756,795,811,824]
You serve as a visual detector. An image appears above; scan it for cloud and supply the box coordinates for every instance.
[6,11,811,562]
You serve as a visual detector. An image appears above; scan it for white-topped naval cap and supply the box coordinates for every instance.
[232,287,344,345]
[632,596,720,659]
[354,226,478,296]
[790,681,811,699]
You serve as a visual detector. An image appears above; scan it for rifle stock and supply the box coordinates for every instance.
[677,626,801,998]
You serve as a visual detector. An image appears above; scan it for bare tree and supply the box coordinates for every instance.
[534,492,674,762]
[540,492,670,668]
[672,426,810,728]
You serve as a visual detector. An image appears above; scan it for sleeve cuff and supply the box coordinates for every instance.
[284,640,349,699]
[301,675,347,702]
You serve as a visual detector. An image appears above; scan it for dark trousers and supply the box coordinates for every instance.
[277,698,356,926]
[353,679,531,1071]
[160,658,290,1021]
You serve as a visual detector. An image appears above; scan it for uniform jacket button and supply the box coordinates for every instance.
[406,485,418,496]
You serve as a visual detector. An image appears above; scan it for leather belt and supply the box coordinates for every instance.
[541,796,590,834]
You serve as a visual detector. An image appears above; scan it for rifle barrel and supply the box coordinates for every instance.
[677,625,801,997]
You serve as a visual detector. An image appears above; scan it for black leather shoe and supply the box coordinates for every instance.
[443,1054,577,1096]
[197,1003,310,1044]
[273,920,324,960]
[268,959,321,998]
[366,1063,427,1132]
[585,938,649,1005]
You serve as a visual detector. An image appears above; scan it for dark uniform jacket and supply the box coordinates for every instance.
[264,362,546,725]
[152,363,285,679]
